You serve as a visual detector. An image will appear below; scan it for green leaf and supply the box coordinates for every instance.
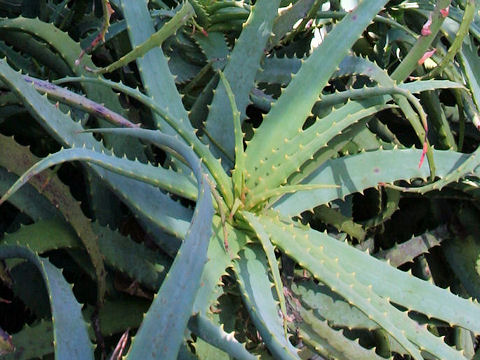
[0,147,198,204]
[459,35,480,112]
[291,280,378,330]
[267,213,480,333]
[205,0,280,160]
[192,218,247,314]
[3,321,53,360]
[2,218,169,291]
[219,71,245,199]
[0,16,143,155]
[257,214,469,359]
[267,0,318,50]
[274,148,480,216]
[188,314,257,360]
[375,226,448,267]
[256,56,301,86]
[0,59,193,239]
[390,0,452,82]
[87,128,215,360]
[0,166,59,221]
[245,0,390,169]
[96,2,194,74]
[121,0,190,131]
[444,206,480,300]
[54,75,233,206]
[295,308,384,360]
[0,245,94,359]
[2,219,78,253]
[247,102,395,195]
[234,244,300,359]
[0,121,108,305]
[241,212,288,337]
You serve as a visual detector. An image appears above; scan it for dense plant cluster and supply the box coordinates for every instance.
[0,0,480,359]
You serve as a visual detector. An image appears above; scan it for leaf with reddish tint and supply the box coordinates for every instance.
[418,49,437,65]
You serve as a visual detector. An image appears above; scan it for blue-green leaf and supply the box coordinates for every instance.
[205,0,280,160]
[274,148,480,216]
[245,0,390,169]
[234,244,300,360]
[89,128,214,360]
[0,245,94,359]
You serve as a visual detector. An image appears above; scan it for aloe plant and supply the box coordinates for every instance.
[1,0,480,359]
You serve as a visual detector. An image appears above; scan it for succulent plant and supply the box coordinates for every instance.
[0,0,480,359]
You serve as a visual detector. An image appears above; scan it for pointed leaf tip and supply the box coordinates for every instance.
[440,6,449,17]
[418,49,436,65]
[418,142,428,168]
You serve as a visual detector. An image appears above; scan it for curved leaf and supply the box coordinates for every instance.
[274,148,479,216]
[248,102,395,195]
[0,59,193,239]
[234,244,300,360]
[88,128,215,360]
[260,213,480,334]
[245,0,390,169]
[205,0,280,160]
[0,147,197,204]
[0,16,144,155]
[0,166,59,221]
[188,314,257,360]
[256,213,469,359]
[0,245,94,359]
